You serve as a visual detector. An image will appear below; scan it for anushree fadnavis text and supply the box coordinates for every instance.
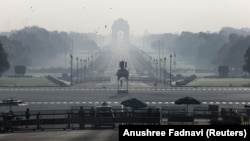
[122,128,246,138]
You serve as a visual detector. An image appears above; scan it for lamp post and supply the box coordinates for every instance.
[170,54,172,86]
[80,59,83,83]
[164,57,166,85]
[70,54,73,86]
[76,57,79,84]
[155,59,158,85]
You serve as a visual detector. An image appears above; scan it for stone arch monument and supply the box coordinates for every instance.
[112,18,130,46]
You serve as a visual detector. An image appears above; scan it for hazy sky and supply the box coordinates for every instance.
[0,0,250,35]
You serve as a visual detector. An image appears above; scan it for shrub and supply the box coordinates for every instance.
[15,65,26,76]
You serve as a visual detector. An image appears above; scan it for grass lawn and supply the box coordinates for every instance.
[186,78,250,87]
[0,77,57,87]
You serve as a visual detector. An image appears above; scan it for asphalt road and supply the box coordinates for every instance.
[0,83,250,111]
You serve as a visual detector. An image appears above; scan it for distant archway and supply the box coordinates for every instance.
[112,18,130,46]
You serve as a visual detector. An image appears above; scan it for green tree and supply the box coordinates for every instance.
[0,43,10,75]
[243,45,250,74]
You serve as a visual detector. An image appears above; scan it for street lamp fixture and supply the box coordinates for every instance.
[170,54,172,86]
[70,54,73,86]
[76,57,79,84]
[164,57,166,85]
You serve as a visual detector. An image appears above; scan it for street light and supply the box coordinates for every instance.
[170,54,172,86]
[155,59,158,86]
[76,57,79,84]
[80,59,83,83]
[164,57,166,85]
[70,54,73,86]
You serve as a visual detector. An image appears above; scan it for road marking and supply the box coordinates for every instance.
[215,102,220,104]
[15,101,250,105]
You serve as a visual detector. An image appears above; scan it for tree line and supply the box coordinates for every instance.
[147,27,250,72]
[0,26,99,75]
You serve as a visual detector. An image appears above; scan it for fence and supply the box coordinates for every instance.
[1,106,250,133]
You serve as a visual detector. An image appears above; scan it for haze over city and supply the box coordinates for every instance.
[1,0,250,35]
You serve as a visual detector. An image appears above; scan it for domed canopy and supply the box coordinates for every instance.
[116,68,129,80]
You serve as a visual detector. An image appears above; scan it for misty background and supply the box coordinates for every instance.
[1,0,250,76]
[1,26,250,76]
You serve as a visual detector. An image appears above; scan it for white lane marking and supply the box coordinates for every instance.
[25,101,250,105]
[161,89,165,91]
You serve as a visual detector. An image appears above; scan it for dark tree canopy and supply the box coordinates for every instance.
[14,65,26,76]
[0,43,10,75]
[243,45,250,74]
[218,65,229,77]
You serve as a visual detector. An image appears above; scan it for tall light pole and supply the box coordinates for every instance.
[76,57,79,84]
[155,59,158,85]
[164,57,166,85]
[158,41,161,83]
[80,59,83,83]
[70,54,73,86]
[170,54,172,86]
[87,57,90,76]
